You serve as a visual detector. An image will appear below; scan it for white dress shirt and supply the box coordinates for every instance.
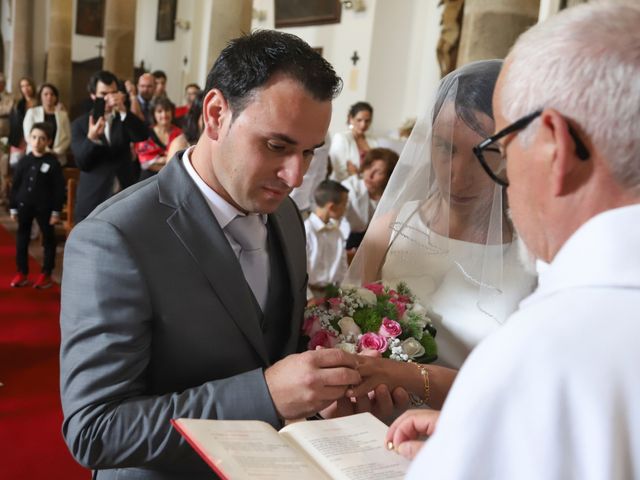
[408,204,640,480]
[304,212,348,287]
[181,147,268,267]
[341,175,377,235]
[23,106,71,165]
[329,130,378,182]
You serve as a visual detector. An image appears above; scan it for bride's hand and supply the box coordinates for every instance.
[347,355,405,397]
[321,384,409,422]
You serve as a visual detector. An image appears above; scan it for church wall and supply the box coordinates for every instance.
[67,0,442,134]
[367,0,442,138]
[251,0,441,140]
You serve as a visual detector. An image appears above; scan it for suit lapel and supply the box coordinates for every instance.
[160,159,270,364]
[270,206,305,353]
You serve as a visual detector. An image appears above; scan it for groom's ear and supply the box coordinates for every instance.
[203,89,230,142]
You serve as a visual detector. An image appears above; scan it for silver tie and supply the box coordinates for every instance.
[226,215,270,311]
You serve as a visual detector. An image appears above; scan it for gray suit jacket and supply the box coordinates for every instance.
[60,156,308,479]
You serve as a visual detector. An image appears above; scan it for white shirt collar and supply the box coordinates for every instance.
[181,146,266,228]
[521,204,640,308]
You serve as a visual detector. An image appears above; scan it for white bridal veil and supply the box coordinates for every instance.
[345,60,536,368]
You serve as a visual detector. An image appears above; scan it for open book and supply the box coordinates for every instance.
[172,412,410,480]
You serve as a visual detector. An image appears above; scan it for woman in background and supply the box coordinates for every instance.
[330,101,378,181]
[166,91,203,160]
[9,77,37,165]
[23,82,71,166]
[134,97,182,180]
[341,147,398,250]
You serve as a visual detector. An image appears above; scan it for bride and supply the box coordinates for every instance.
[345,60,536,409]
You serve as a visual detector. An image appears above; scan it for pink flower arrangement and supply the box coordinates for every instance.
[302,282,438,362]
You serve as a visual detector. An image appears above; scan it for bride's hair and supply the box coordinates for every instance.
[433,60,501,137]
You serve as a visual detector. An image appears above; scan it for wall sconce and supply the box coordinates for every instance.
[341,0,366,12]
[175,18,191,31]
[252,8,267,22]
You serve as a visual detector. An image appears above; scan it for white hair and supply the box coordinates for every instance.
[502,1,640,193]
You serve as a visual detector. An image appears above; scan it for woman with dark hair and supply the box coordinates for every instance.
[341,147,399,250]
[329,101,378,181]
[23,82,71,166]
[340,60,537,412]
[134,96,182,180]
[166,90,204,160]
[9,77,37,162]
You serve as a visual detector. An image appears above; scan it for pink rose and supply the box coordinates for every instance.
[364,283,385,296]
[303,315,321,337]
[390,298,407,319]
[308,330,337,350]
[328,297,342,310]
[378,318,402,338]
[358,332,388,353]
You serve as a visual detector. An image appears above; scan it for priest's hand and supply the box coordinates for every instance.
[385,409,440,459]
[264,349,361,420]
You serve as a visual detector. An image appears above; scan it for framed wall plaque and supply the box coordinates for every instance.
[75,0,105,37]
[156,0,177,41]
[275,0,342,28]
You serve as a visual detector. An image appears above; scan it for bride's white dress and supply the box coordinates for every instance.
[381,202,536,369]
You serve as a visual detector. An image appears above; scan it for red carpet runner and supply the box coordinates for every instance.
[0,225,88,479]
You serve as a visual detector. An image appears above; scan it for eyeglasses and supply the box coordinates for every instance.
[473,110,590,187]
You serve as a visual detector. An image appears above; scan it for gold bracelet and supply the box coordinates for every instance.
[408,361,430,406]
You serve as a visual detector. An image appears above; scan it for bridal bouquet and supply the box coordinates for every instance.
[303,282,437,363]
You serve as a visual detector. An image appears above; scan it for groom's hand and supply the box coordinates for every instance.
[265,349,361,420]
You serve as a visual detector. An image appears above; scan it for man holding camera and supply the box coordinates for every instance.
[71,70,148,224]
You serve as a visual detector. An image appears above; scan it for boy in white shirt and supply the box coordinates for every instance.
[305,180,349,298]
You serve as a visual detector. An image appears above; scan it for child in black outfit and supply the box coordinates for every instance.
[9,122,65,288]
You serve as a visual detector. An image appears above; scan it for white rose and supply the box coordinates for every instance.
[334,342,357,354]
[355,288,377,306]
[338,317,362,336]
[401,338,425,359]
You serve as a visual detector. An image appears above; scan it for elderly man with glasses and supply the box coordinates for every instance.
[385,3,640,479]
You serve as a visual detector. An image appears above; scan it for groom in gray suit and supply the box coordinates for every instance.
[60,31,361,480]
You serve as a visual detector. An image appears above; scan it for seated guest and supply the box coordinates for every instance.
[329,101,378,181]
[23,83,71,166]
[152,70,168,100]
[341,147,398,249]
[305,180,349,298]
[166,91,203,160]
[8,77,37,163]
[134,97,182,180]
[385,4,640,479]
[175,83,202,121]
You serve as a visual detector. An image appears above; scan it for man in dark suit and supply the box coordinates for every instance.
[71,70,148,223]
[60,31,361,479]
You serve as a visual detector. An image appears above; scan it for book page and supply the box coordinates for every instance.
[280,413,410,480]
[174,419,330,480]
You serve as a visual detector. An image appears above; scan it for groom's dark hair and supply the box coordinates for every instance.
[204,30,342,120]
